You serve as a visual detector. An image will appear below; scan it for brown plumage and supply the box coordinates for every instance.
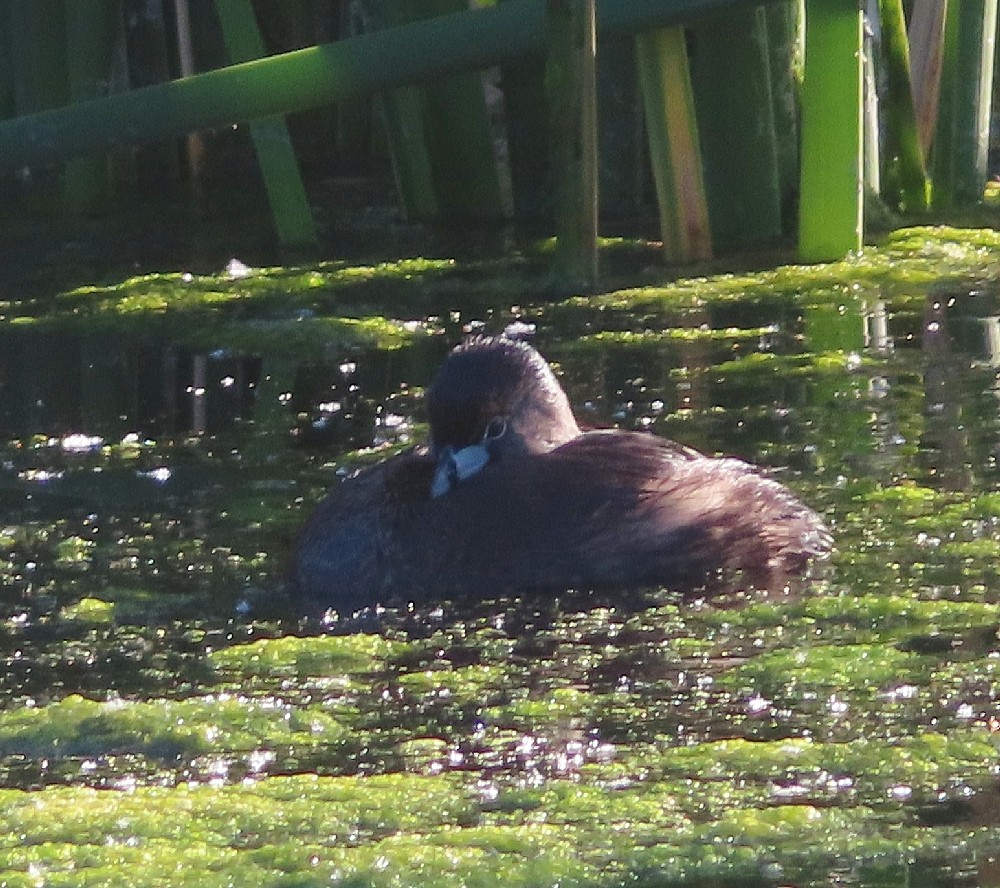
[292,336,831,613]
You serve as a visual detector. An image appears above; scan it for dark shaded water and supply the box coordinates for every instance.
[0,239,999,886]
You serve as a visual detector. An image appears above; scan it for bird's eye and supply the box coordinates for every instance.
[483,416,507,442]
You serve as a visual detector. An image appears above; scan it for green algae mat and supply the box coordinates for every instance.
[0,226,999,887]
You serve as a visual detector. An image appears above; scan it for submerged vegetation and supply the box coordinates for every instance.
[0,225,998,885]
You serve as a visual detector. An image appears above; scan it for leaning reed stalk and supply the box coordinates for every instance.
[636,26,712,262]
[878,0,930,213]
[215,0,318,249]
[930,0,998,210]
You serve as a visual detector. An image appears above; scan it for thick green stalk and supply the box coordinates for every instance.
[420,0,507,219]
[214,0,318,249]
[766,1,802,235]
[365,0,437,220]
[420,73,507,219]
[379,81,440,220]
[501,59,549,219]
[798,0,863,261]
[8,1,66,115]
[878,0,930,213]
[636,28,712,262]
[499,0,549,220]
[367,0,505,221]
[64,0,122,212]
[7,1,67,212]
[931,0,998,209]
[0,0,791,174]
[546,0,598,290]
[689,8,781,249]
[596,34,645,213]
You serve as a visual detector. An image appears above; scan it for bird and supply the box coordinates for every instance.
[290,335,831,613]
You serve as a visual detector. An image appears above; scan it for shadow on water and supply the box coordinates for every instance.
[0,238,1000,886]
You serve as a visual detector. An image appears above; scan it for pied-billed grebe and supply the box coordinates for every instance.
[291,336,831,612]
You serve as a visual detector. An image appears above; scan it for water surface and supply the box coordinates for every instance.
[0,228,998,887]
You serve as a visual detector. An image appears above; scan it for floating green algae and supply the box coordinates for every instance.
[0,693,348,759]
[208,634,403,679]
[9,257,454,360]
[55,257,457,316]
[563,225,1000,314]
[0,225,999,885]
[717,642,928,698]
[58,597,115,625]
[0,770,994,887]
